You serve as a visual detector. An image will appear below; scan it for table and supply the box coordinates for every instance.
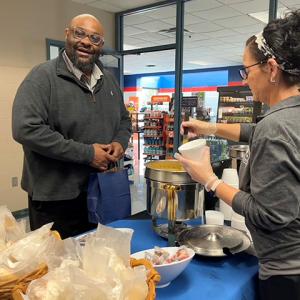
[109,219,259,300]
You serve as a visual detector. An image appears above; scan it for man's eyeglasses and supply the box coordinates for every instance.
[69,27,104,46]
[239,60,267,80]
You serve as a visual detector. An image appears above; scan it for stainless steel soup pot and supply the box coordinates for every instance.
[145,160,203,222]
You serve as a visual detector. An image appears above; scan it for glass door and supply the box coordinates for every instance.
[100,50,122,84]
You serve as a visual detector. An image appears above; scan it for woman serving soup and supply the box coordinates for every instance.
[175,9,300,300]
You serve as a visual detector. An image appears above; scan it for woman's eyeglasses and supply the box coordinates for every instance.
[70,27,104,46]
[239,60,267,80]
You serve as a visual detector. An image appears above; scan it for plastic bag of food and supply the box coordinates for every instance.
[82,225,147,300]
[27,225,148,300]
[121,264,148,300]
[0,206,26,250]
[44,237,82,271]
[27,257,148,300]
[27,264,110,300]
[0,223,57,279]
[93,224,133,266]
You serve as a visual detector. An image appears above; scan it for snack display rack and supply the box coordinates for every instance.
[163,113,174,160]
[143,111,165,160]
[217,86,262,124]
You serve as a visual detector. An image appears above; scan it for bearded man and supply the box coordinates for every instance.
[12,14,132,238]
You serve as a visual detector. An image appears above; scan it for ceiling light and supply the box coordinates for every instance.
[187,60,210,66]
[158,27,192,38]
[123,44,138,50]
[249,6,290,24]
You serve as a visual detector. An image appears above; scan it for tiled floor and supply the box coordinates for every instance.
[129,135,147,214]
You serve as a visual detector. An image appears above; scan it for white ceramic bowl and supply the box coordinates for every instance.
[131,246,195,288]
[178,139,206,161]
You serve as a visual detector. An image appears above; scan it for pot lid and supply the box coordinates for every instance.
[177,225,250,257]
[153,222,192,239]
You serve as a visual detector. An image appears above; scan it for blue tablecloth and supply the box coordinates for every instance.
[109,219,259,300]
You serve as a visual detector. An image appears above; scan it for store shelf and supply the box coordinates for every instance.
[144,126,162,129]
[142,111,166,160]
[219,101,253,106]
[163,113,174,155]
[220,114,253,117]
[144,135,163,138]
[217,86,262,125]
[143,144,164,147]
[144,116,164,119]
[129,112,144,133]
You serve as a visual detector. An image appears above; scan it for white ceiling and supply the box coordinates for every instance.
[72,0,300,74]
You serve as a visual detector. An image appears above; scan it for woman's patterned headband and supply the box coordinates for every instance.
[255,31,300,76]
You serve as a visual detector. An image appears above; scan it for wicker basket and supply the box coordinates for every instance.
[0,231,60,300]
[10,263,48,300]
[9,257,159,300]
[0,263,48,300]
[130,257,161,300]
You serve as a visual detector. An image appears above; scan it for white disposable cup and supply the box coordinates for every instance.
[231,218,248,233]
[219,200,232,221]
[205,210,224,225]
[231,211,244,221]
[221,168,239,186]
[231,216,252,241]
[198,188,205,218]
[219,168,239,220]
[178,139,206,161]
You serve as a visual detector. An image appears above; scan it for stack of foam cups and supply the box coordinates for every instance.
[231,211,252,241]
[219,168,252,240]
[219,168,239,221]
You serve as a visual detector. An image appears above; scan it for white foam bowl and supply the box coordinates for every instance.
[205,210,224,225]
[178,139,206,161]
[131,246,195,288]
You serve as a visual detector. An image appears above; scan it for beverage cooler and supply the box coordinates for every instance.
[216,86,262,124]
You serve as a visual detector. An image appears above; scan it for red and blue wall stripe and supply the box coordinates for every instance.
[124,65,244,92]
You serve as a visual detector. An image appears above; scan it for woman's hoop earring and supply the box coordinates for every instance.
[270,78,276,83]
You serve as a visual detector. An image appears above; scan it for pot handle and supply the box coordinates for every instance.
[163,184,180,221]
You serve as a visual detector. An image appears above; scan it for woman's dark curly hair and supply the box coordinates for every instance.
[246,9,300,87]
